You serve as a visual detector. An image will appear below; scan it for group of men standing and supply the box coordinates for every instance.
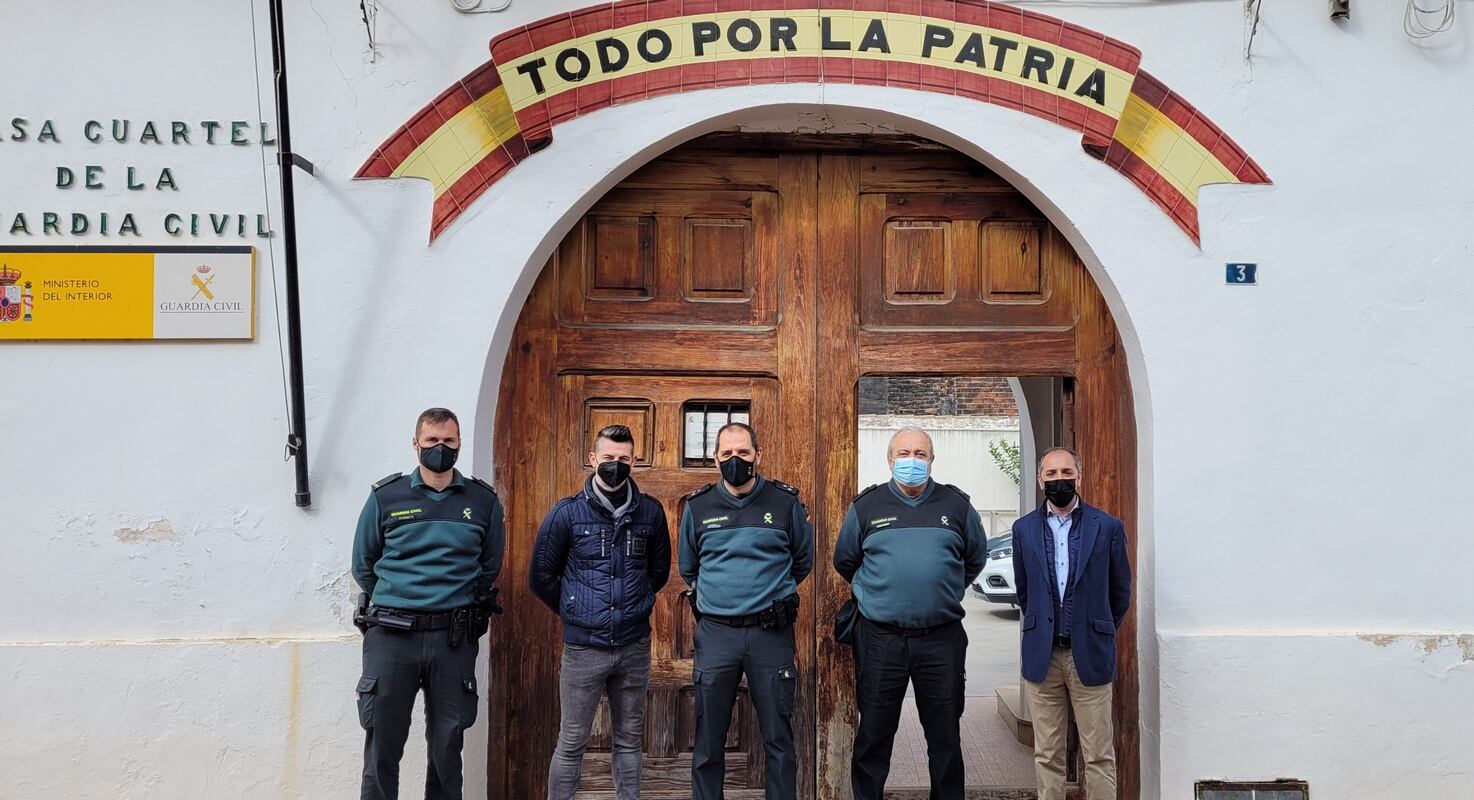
[350,408,1132,800]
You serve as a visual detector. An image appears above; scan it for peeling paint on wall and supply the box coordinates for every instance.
[115,519,178,543]
[1359,633,1474,662]
[318,570,359,628]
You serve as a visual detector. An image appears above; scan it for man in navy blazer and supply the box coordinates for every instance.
[1012,446,1131,800]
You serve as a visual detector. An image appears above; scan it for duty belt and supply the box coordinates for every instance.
[354,590,500,646]
[367,607,454,632]
[705,611,768,628]
[704,595,800,630]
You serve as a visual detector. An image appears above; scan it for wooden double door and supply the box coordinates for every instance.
[491,136,1137,800]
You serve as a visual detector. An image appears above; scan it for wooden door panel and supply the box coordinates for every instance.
[684,217,753,297]
[557,189,780,328]
[586,214,654,296]
[855,151,1019,194]
[621,150,782,192]
[882,219,954,303]
[554,328,777,375]
[858,190,1077,329]
[982,221,1045,299]
[582,399,656,466]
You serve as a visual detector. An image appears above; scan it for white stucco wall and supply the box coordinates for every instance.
[2,1,1472,798]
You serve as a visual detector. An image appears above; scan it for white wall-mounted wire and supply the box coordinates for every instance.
[360,0,379,62]
[1243,0,1263,62]
[450,0,512,12]
[1405,0,1456,38]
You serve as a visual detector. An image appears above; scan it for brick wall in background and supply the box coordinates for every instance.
[859,377,1019,417]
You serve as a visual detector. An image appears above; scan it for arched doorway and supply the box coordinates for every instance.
[490,132,1137,799]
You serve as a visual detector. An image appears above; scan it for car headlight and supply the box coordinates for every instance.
[989,547,1012,561]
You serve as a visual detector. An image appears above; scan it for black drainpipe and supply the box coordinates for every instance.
[267,0,312,508]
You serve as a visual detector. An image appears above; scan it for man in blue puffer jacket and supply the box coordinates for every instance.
[529,424,671,800]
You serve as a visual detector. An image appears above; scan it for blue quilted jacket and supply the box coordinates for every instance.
[528,476,672,646]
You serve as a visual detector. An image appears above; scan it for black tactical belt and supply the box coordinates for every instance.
[370,608,454,631]
[704,612,766,628]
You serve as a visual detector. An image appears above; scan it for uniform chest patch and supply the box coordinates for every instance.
[702,515,730,528]
[389,507,424,519]
[869,516,898,529]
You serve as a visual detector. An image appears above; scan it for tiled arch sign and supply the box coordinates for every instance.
[357,1,1270,244]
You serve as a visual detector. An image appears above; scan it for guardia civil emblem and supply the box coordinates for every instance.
[191,264,215,299]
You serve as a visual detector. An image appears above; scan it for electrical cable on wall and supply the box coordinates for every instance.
[1244,0,1263,61]
[360,0,380,61]
[1405,0,1455,38]
[451,0,512,13]
[248,0,297,450]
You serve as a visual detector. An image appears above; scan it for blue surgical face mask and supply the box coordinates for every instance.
[891,457,930,487]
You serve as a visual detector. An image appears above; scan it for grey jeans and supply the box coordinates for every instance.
[546,636,651,800]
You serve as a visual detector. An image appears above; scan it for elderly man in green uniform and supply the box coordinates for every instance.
[679,421,813,800]
[835,426,988,800]
[351,407,505,800]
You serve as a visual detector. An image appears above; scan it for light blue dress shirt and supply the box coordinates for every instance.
[1045,499,1079,600]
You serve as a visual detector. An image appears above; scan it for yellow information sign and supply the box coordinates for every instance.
[0,247,255,340]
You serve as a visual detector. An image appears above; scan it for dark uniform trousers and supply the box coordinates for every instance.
[851,617,967,800]
[692,617,798,800]
[357,625,480,800]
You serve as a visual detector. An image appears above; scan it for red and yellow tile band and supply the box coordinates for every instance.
[356,1,1268,244]
[1087,69,1269,242]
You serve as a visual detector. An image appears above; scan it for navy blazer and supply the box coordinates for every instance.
[1012,501,1132,687]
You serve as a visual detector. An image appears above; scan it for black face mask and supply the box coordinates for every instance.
[596,460,630,488]
[1044,478,1076,508]
[418,443,459,474]
[718,455,755,487]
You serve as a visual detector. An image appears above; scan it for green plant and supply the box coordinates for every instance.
[988,439,1021,486]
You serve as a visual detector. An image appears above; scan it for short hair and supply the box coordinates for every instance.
[887,426,934,457]
[415,407,459,437]
[714,421,760,453]
[594,424,634,448]
[1037,446,1081,472]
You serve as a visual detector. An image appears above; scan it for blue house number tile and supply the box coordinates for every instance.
[1226,263,1257,284]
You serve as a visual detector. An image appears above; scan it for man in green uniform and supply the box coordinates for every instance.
[680,422,813,800]
[835,426,988,800]
[351,407,505,800]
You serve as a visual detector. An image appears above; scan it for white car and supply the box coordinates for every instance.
[971,532,1017,606]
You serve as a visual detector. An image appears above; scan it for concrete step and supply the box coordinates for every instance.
[996,683,1034,747]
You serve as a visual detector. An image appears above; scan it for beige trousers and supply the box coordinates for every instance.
[1023,645,1116,800]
